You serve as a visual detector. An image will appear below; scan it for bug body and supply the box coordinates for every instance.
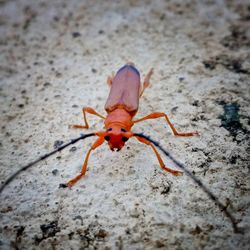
[104,64,140,150]
[66,63,198,187]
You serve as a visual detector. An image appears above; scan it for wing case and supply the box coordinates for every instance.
[105,65,140,116]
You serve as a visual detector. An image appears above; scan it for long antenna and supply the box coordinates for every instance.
[134,133,241,233]
[0,133,95,194]
[0,132,242,233]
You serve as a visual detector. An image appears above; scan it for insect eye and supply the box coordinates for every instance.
[121,128,127,132]
[122,137,128,142]
[104,136,110,141]
[107,128,112,132]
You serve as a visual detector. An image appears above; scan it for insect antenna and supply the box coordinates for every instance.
[0,133,95,194]
[134,133,242,233]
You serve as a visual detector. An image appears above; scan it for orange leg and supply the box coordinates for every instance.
[66,136,105,187]
[135,136,183,176]
[140,68,153,97]
[133,112,199,136]
[107,72,115,87]
[70,107,105,129]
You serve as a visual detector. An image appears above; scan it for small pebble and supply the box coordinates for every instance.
[69,146,77,152]
[52,169,58,176]
[53,140,64,149]
[72,32,81,38]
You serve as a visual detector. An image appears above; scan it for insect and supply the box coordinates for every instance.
[64,63,198,187]
[0,63,240,232]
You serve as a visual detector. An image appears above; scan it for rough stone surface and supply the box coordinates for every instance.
[0,0,249,249]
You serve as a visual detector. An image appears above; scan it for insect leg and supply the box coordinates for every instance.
[140,68,153,97]
[107,71,115,87]
[70,107,105,129]
[133,112,199,136]
[134,135,183,176]
[134,133,241,233]
[64,136,105,187]
[0,133,95,194]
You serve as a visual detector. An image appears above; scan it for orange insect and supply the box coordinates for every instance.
[0,64,241,232]
[65,63,198,187]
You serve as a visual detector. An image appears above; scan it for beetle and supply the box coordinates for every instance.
[65,63,198,187]
[0,64,240,233]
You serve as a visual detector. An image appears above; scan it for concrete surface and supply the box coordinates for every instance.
[0,0,249,249]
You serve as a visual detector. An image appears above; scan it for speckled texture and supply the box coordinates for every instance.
[0,0,249,249]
